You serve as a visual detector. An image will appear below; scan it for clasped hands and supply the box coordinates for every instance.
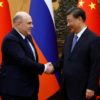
[44,62,54,74]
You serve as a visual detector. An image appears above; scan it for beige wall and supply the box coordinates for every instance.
[8,0,30,23]
[8,0,59,23]
[52,0,59,10]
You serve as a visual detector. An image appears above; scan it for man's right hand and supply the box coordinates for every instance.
[44,62,54,74]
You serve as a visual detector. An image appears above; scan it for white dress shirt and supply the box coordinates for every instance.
[75,26,87,41]
[15,28,36,60]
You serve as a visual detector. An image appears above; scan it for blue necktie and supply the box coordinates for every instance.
[24,38,36,60]
[71,35,78,52]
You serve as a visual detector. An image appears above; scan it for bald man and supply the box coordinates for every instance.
[0,12,53,100]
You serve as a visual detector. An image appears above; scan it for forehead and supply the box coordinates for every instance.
[67,14,74,20]
[23,15,32,22]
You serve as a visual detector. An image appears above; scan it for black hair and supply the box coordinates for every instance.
[66,7,86,22]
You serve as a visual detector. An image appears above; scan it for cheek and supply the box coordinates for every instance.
[72,21,79,27]
[74,22,80,29]
[69,21,76,26]
[69,23,76,29]
[23,26,28,31]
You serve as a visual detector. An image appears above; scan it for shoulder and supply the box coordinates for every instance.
[84,28,98,43]
[2,29,20,46]
[91,36,100,46]
[3,29,21,42]
[85,28,97,38]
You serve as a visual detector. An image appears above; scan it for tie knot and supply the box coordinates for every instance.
[25,37,28,41]
[25,35,32,42]
[74,35,78,40]
[24,37,28,43]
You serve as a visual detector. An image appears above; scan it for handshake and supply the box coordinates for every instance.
[44,62,54,74]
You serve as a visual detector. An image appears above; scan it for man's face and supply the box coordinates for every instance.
[19,16,33,36]
[67,14,81,33]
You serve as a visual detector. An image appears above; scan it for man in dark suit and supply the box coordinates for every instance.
[49,7,100,100]
[0,12,53,100]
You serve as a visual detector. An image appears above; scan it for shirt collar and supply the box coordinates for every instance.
[75,26,87,40]
[14,28,25,39]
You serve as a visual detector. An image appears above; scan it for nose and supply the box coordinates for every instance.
[31,24,33,28]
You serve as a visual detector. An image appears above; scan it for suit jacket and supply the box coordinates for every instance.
[54,28,100,100]
[0,29,44,97]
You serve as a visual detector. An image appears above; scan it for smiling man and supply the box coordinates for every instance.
[49,7,100,100]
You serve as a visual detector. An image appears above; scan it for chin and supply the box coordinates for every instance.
[28,32,31,35]
[70,30,74,33]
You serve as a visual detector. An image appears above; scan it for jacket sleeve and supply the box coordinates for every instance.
[53,36,68,72]
[87,37,100,92]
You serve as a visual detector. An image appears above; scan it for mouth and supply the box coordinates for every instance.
[69,27,74,33]
[68,26,72,30]
[28,29,32,32]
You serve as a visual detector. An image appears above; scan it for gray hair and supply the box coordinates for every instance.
[13,11,30,23]
[13,14,23,23]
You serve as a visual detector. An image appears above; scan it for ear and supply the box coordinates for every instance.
[17,20,22,25]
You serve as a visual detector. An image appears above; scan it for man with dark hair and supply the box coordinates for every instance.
[49,7,100,100]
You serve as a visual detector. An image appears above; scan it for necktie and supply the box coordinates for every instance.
[24,37,36,60]
[71,35,78,52]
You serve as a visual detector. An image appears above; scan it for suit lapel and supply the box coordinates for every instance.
[68,34,74,54]
[64,33,74,59]
[70,28,89,56]
[11,29,38,61]
[27,35,38,61]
